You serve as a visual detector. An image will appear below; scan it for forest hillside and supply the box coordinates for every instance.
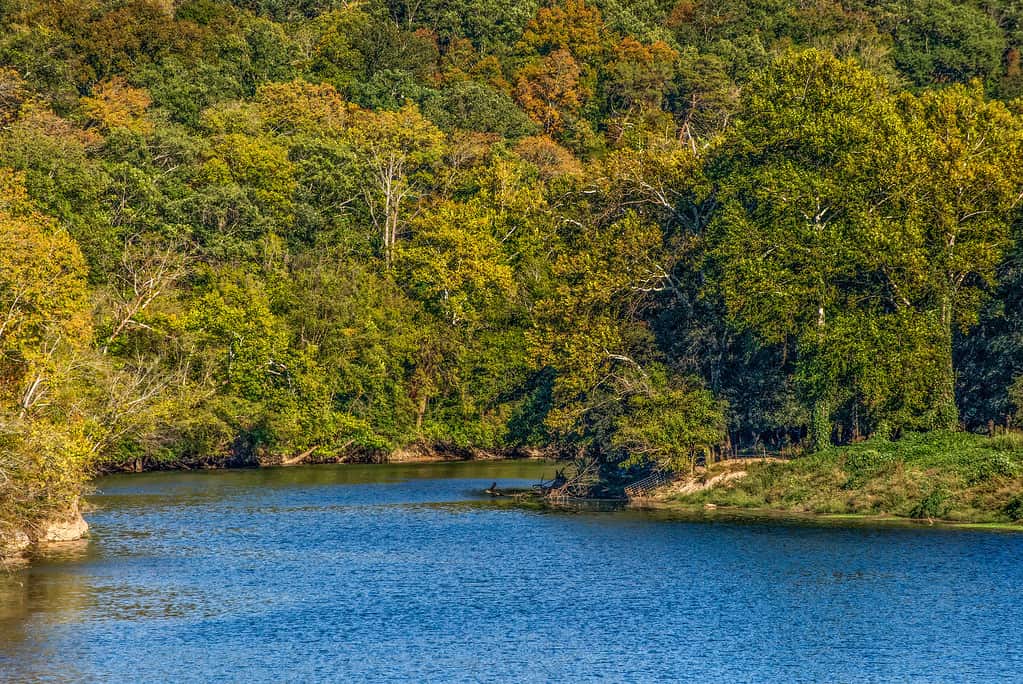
[2,0,1023,545]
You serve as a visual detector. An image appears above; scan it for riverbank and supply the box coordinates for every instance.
[9,431,1023,564]
[627,501,1023,532]
[106,443,557,473]
[634,431,1023,527]
[2,448,554,564]
[5,441,565,564]
[1,500,90,566]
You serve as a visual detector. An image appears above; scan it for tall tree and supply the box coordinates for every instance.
[709,50,904,446]
[879,83,1023,427]
[344,104,445,266]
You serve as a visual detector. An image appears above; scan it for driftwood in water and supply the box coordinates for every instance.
[535,457,600,500]
[282,445,319,466]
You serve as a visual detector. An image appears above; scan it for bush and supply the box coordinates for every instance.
[840,448,896,489]
[844,449,896,473]
[1004,495,1023,522]
[969,453,1020,483]
[910,488,950,519]
[990,431,1023,453]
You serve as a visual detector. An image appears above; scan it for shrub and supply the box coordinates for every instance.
[969,453,1020,483]
[1004,495,1023,522]
[910,488,950,519]
[989,431,1023,453]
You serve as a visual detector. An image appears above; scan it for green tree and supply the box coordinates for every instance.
[612,369,726,473]
[710,50,904,447]
[879,0,1005,86]
[532,211,673,435]
[878,83,1023,427]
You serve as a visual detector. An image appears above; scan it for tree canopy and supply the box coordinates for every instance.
[1,0,1023,539]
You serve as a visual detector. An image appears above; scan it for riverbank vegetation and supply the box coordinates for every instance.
[3,0,1023,549]
[649,432,1023,524]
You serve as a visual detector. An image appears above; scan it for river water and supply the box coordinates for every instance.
[2,460,1023,682]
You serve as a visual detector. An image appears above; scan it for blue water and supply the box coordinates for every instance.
[2,461,1023,683]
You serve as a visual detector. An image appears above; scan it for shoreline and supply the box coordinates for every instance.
[100,444,558,474]
[1,498,91,567]
[10,445,1023,565]
[616,433,1023,532]
[2,453,554,565]
[480,487,1023,532]
[624,500,1023,533]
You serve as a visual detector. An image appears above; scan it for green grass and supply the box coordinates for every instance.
[673,431,1023,524]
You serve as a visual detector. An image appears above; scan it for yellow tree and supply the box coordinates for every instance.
[80,76,154,134]
[398,200,516,327]
[0,169,92,539]
[344,104,446,266]
[0,169,91,409]
[255,79,353,136]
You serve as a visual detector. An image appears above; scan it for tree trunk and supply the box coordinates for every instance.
[811,297,831,451]
[415,394,428,430]
[934,303,959,430]
[812,397,831,451]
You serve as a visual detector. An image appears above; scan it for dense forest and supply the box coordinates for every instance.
[2,0,1023,539]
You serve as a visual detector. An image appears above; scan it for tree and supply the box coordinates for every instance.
[877,83,1023,427]
[0,68,28,128]
[205,131,297,226]
[344,104,445,266]
[98,236,190,353]
[255,79,352,136]
[712,51,1023,441]
[0,169,93,542]
[532,211,674,436]
[514,49,587,134]
[1010,375,1023,426]
[604,37,678,115]
[880,0,1005,86]
[520,0,606,64]
[612,370,726,473]
[513,134,582,178]
[0,105,115,277]
[80,76,154,134]
[389,0,541,53]
[0,169,91,384]
[422,80,536,138]
[397,200,516,327]
[709,50,904,446]
[955,232,1023,429]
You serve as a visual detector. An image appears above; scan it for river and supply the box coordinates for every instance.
[2,460,1023,682]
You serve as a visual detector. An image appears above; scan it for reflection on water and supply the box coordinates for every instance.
[2,460,1023,683]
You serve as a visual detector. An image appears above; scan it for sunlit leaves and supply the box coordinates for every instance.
[532,211,675,433]
[398,201,516,327]
[0,169,91,366]
[712,49,1023,435]
[81,77,154,134]
[613,371,726,471]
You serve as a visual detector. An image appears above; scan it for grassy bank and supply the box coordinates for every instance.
[655,432,1023,525]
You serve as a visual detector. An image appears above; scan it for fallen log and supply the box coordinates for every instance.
[282,445,319,467]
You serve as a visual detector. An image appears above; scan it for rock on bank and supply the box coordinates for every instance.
[1,499,89,564]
